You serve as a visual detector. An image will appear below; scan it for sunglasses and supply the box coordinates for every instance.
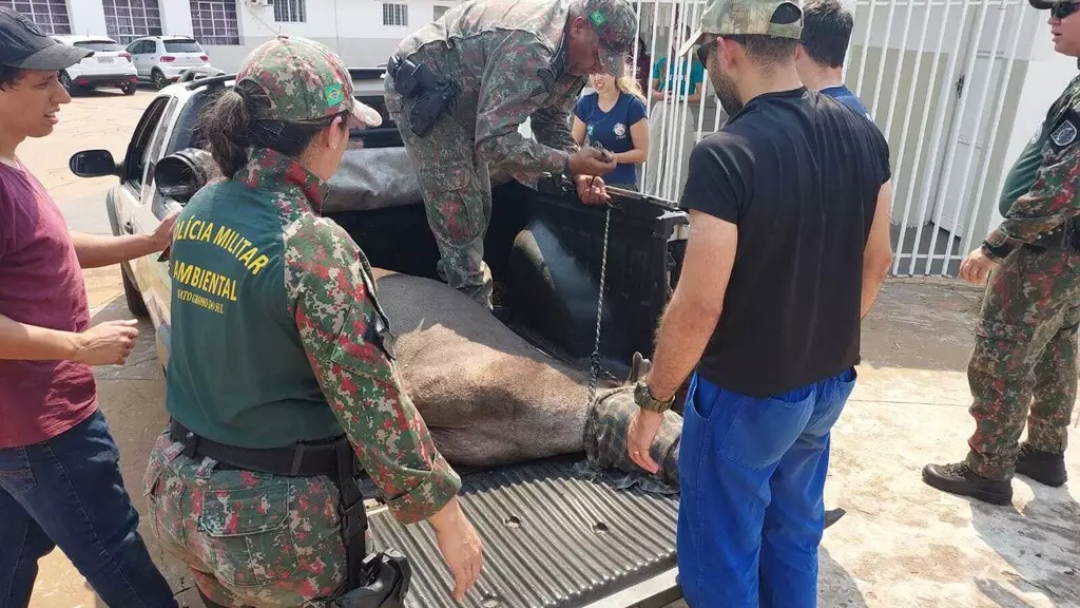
[696,38,719,65]
[1051,1,1080,18]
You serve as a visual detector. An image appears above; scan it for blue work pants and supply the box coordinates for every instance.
[677,367,856,607]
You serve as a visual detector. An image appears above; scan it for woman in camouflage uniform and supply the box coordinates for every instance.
[143,36,482,607]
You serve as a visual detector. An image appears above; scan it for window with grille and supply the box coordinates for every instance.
[382,3,408,27]
[102,0,163,45]
[0,0,71,35]
[274,0,305,23]
[189,0,239,45]
[433,5,450,20]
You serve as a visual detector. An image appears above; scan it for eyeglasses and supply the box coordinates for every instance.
[696,38,718,65]
[1051,1,1080,19]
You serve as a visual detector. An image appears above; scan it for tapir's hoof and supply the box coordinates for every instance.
[824,507,846,529]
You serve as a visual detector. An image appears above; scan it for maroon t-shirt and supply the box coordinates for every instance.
[0,159,97,448]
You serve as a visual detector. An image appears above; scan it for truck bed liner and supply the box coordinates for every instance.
[367,455,681,608]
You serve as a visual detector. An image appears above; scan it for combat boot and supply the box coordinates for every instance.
[921,462,1013,506]
[1015,443,1068,487]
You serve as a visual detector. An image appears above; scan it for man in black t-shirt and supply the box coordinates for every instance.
[623,0,893,605]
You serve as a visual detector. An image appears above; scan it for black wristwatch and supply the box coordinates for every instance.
[634,380,674,413]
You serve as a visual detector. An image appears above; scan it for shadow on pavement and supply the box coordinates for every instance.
[969,479,1080,607]
[820,547,870,608]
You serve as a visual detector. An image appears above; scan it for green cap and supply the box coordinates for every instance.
[235,35,381,128]
[581,0,639,77]
[678,0,803,57]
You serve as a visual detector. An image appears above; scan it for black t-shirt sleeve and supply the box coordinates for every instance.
[679,133,752,224]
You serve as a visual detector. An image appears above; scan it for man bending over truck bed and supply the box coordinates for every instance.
[384,0,637,313]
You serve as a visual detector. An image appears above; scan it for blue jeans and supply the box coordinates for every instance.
[677,367,857,608]
[0,409,178,608]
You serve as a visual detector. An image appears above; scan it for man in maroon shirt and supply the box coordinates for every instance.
[0,8,179,606]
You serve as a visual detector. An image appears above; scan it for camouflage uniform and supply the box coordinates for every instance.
[924,66,1080,502]
[145,37,461,607]
[384,0,639,308]
[966,74,1080,476]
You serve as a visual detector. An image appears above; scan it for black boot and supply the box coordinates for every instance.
[824,507,846,529]
[922,462,1013,506]
[1015,444,1068,487]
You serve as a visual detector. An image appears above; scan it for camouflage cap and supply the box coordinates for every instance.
[678,0,803,57]
[580,0,639,78]
[236,35,381,128]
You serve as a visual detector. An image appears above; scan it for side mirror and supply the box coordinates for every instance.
[154,148,221,205]
[69,150,118,178]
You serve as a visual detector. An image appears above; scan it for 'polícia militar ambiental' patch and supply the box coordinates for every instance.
[590,10,606,26]
[1051,118,1077,147]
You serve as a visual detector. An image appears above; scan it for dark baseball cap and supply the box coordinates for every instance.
[0,7,91,71]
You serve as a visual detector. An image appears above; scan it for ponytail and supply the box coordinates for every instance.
[201,87,252,177]
[197,80,348,178]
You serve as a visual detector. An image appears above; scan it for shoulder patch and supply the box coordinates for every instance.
[1051,117,1078,148]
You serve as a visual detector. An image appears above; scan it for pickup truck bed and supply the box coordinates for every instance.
[77,70,688,607]
[365,456,680,608]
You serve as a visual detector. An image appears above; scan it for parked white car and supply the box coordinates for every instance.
[51,35,138,95]
[125,35,214,90]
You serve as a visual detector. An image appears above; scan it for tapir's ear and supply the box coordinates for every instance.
[628,351,651,383]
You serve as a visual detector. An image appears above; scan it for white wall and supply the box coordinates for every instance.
[161,1,194,38]
[205,0,459,73]
[66,0,106,37]
[852,0,1041,60]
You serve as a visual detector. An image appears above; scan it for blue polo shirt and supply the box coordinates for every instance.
[820,84,871,120]
[574,91,648,186]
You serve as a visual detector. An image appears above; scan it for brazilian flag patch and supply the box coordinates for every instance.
[590,10,606,27]
[324,83,344,106]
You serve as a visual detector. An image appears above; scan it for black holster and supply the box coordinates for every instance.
[386,54,457,138]
[1027,215,1080,252]
[167,419,411,607]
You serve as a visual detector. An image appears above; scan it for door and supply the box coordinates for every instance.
[931,53,1006,237]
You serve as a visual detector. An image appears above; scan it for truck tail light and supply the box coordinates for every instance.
[200,55,209,62]
[119,51,131,60]
[160,55,175,62]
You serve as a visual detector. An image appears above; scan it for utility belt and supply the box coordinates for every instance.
[168,419,411,608]
[386,54,458,138]
[1026,215,1080,253]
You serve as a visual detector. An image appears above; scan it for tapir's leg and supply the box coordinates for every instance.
[583,388,682,488]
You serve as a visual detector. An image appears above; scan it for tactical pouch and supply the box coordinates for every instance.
[331,549,412,608]
[387,54,456,138]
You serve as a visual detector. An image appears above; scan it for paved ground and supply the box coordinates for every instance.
[14,90,1080,608]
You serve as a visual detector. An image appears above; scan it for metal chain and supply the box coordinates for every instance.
[587,201,612,408]
[584,139,614,408]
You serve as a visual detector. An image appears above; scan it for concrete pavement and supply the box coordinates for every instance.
[13,87,1080,608]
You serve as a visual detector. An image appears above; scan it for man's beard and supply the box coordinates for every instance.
[710,69,742,117]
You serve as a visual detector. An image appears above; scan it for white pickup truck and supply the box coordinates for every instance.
[68,68,691,608]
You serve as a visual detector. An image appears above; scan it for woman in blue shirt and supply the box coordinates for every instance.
[571,72,649,190]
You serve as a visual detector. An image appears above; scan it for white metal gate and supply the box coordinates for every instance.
[630,0,1041,277]
[0,0,71,34]
[102,0,163,44]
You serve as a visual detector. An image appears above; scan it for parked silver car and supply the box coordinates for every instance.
[125,35,215,90]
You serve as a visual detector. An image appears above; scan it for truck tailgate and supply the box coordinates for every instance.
[366,455,681,608]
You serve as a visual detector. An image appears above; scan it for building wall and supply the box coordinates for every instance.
[35,0,457,72]
[200,0,458,73]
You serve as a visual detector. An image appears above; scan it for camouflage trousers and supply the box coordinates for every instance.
[384,80,494,310]
[143,430,356,607]
[965,245,1080,479]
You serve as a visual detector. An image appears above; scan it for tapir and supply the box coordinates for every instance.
[370,268,683,490]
